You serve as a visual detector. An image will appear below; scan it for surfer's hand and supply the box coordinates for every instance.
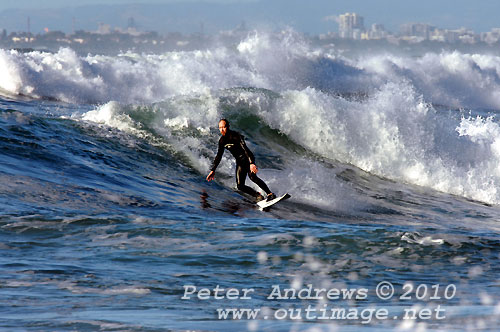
[250,163,258,174]
[206,171,215,181]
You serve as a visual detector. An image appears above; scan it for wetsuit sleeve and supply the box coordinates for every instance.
[210,138,225,172]
[239,134,255,165]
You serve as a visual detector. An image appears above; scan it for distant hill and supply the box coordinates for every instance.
[0,0,494,37]
[0,2,271,35]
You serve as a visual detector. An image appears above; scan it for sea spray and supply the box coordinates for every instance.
[360,51,500,110]
[3,29,497,204]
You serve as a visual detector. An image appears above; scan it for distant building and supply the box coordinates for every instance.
[400,23,436,40]
[481,28,500,44]
[427,27,477,43]
[97,23,111,34]
[339,13,365,39]
[369,24,387,39]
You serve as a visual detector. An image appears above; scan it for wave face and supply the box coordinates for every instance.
[2,30,500,205]
[2,30,500,332]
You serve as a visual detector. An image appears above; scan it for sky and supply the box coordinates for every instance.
[1,0,500,35]
[0,0,247,10]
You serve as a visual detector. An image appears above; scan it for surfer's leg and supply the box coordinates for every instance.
[236,163,261,198]
[248,171,272,196]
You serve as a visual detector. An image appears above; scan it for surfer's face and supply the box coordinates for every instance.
[219,120,228,136]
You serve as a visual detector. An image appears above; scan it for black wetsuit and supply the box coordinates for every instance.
[210,129,271,198]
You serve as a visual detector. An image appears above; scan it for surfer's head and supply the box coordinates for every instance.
[218,118,229,136]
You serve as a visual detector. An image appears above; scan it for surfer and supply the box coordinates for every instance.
[206,119,276,202]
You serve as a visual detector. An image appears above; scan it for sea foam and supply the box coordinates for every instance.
[6,29,499,205]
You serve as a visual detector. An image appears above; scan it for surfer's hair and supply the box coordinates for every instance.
[219,118,230,128]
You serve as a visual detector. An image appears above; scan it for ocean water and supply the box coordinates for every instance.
[1,30,500,331]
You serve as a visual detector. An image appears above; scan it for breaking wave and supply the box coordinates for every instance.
[2,29,500,204]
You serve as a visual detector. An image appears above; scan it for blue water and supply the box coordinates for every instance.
[1,94,499,332]
[1,33,500,331]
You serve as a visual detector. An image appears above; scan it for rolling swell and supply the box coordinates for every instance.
[78,83,500,216]
[1,88,494,230]
[2,30,500,209]
[0,100,212,216]
[2,33,500,331]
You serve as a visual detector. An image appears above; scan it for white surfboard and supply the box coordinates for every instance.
[257,193,290,209]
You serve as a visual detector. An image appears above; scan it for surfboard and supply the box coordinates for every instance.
[257,193,290,209]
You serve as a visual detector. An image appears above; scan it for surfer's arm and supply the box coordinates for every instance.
[207,139,224,181]
[206,170,215,181]
[239,135,256,168]
[240,136,258,173]
[249,163,258,174]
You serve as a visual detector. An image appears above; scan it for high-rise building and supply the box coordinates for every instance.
[400,23,436,40]
[369,24,387,39]
[339,13,365,39]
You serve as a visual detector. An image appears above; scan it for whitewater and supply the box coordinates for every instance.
[0,29,499,331]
